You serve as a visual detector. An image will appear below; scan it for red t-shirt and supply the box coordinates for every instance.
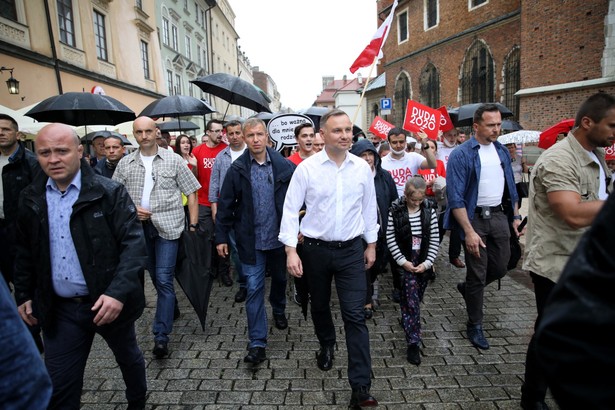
[192,143,227,206]
[417,160,446,197]
[287,152,303,165]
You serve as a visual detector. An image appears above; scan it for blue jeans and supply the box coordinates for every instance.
[241,247,287,349]
[0,278,51,409]
[143,222,179,343]
[228,230,245,289]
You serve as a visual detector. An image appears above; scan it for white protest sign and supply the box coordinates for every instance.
[267,113,314,152]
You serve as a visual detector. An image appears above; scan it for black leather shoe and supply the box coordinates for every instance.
[450,257,466,268]
[520,398,550,410]
[173,303,181,320]
[466,324,489,350]
[127,398,146,410]
[234,288,247,303]
[273,313,288,330]
[220,273,233,287]
[244,347,266,364]
[391,289,401,303]
[317,345,334,371]
[456,282,466,298]
[349,386,378,408]
[406,343,421,365]
[153,341,168,359]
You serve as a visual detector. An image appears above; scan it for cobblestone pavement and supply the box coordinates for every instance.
[81,235,558,409]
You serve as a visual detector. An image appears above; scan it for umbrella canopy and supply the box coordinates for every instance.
[138,95,215,118]
[157,120,200,133]
[82,130,132,145]
[497,130,540,145]
[191,73,272,114]
[539,118,575,149]
[175,230,214,331]
[453,102,514,127]
[25,92,136,126]
[502,119,523,131]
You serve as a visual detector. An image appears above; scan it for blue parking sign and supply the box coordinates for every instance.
[380,98,392,110]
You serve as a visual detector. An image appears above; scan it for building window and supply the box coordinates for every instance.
[398,10,408,43]
[136,0,142,9]
[175,74,182,95]
[185,35,192,60]
[189,82,194,97]
[195,2,199,23]
[167,70,173,95]
[469,0,488,9]
[504,47,521,119]
[425,0,438,29]
[93,10,107,61]
[57,0,75,47]
[200,9,206,29]
[371,103,378,121]
[419,63,440,108]
[394,72,411,125]
[171,24,178,51]
[461,40,495,104]
[140,41,150,79]
[0,0,18,21]
[162,17,170,46]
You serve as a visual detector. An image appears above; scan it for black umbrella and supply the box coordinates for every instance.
[296,107,361,137]
[453,102,513,126]
[175,230,214,331]
[157,120,200,133]
[138,95,215,118]
[502,119,523,132]
[249,111,278,126]
[82,130,132,145]
[191,73,272,115]
[25,92,136,126]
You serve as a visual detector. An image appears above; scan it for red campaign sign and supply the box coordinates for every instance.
[437,106,454,133]
[402,100,441,140]
[368,116,394,140]
[605,143,615,160]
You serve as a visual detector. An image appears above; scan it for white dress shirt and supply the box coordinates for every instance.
[278,149,379,247]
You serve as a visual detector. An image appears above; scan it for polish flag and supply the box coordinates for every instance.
[349,0,399,74]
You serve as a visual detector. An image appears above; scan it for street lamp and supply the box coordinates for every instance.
[0,66,19,95]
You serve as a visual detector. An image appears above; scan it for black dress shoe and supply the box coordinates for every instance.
[317,345,334,371]
[520,398,550,410]
[466,324,489,350]
[349,386,378,408]
[220,273,233,287]
[456,282,466,298]
[127,398,146,410]
[273,313,288,330]
[173,303,181,320]
[153,341,168,359]
[406,343,421,365]
[244,347,266,364]
[234,288,247,303]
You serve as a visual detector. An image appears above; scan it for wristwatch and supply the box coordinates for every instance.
[189,223,199,230]
[512,215,522,221]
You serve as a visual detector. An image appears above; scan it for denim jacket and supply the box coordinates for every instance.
[443,137,519,235]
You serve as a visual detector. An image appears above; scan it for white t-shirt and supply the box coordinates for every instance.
[140,154,156,210]
[587,150,608,200]
[436,142,456,170]
[230,146,246,162]
[477,143,504,206]
[381,152,425,197]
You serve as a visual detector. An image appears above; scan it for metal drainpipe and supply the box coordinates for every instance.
[44,0,64,94]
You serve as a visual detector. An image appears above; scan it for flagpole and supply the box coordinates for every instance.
[351,56,379,126]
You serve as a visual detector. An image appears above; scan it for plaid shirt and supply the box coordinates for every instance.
[113,147,201,240]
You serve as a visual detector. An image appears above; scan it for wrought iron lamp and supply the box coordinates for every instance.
[0,67,19,95]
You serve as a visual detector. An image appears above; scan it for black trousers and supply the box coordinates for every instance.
[521,272,555,402]
[302,237,372,389]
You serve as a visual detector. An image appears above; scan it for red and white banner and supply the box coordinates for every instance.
[349,0,399,74]
[403,100,441,140]
[605,143,615,160]
[368,116,394,140]
[437,106,454,133]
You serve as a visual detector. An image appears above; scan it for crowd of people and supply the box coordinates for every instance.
[1,93,614,409]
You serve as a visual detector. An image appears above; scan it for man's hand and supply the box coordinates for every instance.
[18,300,38,326]
[465,230,486,258]
[217,243,228,257]
[364,243,376,269]
[136,206,152,221]
[92,295,124,326]
[512,218,523,237]
[286,246,303,278]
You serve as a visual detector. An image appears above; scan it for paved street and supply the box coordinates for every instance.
[81,234,557,409]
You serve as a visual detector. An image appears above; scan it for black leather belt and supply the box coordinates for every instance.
[474,205,503,213]
[57,295,92,304]
[303,236,360,249]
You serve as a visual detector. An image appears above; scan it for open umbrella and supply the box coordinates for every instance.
[175,230,214,331]
[138,95,215,118]
[453,102,514,126]
[191,73,272,115]
[249,111,278,126]
[539,118,575,149]
[502,119,523,131]
[25,92,136,126]
[497,130,540,145]
[82,130,132,146]
[157,120,200,133]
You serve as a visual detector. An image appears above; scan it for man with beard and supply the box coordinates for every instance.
[520,92,614,410]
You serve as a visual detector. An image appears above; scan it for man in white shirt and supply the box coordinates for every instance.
[437,128,460,170]
[381,127,437,198]
[279,109,379,409]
